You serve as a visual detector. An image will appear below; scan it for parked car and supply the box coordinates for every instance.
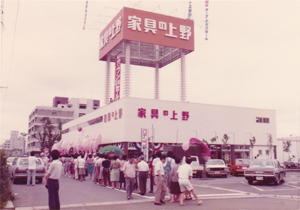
[206,159,228,178]
[7,157,16,166]
[244,159,286,185]
[10,157,46,184]
[182,156,204,177]
[230,159,251,176]
[283,158,300,169]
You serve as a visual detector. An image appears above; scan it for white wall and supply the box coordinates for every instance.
[62,97,277,150]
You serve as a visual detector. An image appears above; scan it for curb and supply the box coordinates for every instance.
[2,200,14,210]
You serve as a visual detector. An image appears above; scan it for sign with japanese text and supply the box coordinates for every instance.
[141,128,149,161]
[99,7,194,60]
[114,52,121,101]
[137,108,189,121]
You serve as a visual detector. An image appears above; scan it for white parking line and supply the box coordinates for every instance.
[194,184,249,194]
[249,185,264,191]
[286,184,300,190]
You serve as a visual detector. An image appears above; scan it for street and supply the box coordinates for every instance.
[11,172,300,210]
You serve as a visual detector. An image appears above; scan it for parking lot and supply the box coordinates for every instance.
[11,171,300,210]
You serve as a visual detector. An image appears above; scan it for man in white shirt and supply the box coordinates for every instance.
[45,150,62,210]
[137,156,149,195]
[78,154,86,182]
[27,151,38,186]
[123,155,137,200]
[177,156,202,206]
[154,154,166,205]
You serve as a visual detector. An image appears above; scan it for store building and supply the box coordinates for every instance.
[59,7,277,163]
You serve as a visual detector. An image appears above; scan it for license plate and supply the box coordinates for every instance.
[256,176,263,180]
[215,171,220,174]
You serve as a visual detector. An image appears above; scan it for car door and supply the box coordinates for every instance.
[11,158,18,178]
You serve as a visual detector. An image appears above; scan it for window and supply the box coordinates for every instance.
[258,150,262,155]
[52,112,57,116]
[263,118,269,123]
[266,150,269,155]
[79,113,85,117]
[79,105,86,109]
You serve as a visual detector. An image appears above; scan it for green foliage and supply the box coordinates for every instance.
[222,134,230,147]
[202,139,209,146]
[0,150,13,208]
[283,140,292,153]
[35,117,62,151]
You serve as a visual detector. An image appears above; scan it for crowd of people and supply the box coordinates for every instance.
[44,150,202,206]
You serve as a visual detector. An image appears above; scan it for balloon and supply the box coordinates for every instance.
[78,127,82,132]
[182,142,190,151]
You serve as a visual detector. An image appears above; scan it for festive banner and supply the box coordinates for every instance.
[83,1,88,30]
[141,129,149,161]
[205,0,209,40]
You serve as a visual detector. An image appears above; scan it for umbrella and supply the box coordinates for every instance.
[98,145,125,156]
[189,138,211,156]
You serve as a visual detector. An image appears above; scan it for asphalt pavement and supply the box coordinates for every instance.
[10,172,300,210]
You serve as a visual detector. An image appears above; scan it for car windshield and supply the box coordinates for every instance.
[250,160,275,168]
[207,159,224,165]
[19,158,42,165]
[236,159,251,164]
[7,158,14,163]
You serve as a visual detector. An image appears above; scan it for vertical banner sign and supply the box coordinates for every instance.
[114,52,121,101]
[141,129,149,161]
[205,0,209,40]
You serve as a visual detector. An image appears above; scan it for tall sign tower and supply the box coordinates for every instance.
[99,7,194,105]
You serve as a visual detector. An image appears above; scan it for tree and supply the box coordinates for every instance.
[0,150,14,208]
[283,140,292,159]
[210,136,217,144]
[35,117,62,151]
[202,139,209,146]
[222,134,230,147]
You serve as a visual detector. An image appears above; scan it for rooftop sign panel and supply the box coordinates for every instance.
[99,7,194,64]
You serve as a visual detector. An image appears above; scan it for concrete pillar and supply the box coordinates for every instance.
[154,45,159,99]
[180,50,186,102]
[104,54,111,105]
[124,41,131,97]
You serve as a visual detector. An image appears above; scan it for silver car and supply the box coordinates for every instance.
[244,159,286,185]
[10,157,46,184]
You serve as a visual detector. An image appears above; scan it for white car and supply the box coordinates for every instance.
[206,159,229,178]
[182,156,204,177]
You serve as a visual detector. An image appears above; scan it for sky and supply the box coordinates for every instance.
[1,0,299,144]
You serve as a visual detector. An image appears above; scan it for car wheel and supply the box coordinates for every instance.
[38,178,43,184]
[248,180,253,185]
[281,174,286,183]
[224,174,227,178]
[206,173,210,178]
[13,176,18,184]
[274,175,281,185]
[198,172,202,178]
